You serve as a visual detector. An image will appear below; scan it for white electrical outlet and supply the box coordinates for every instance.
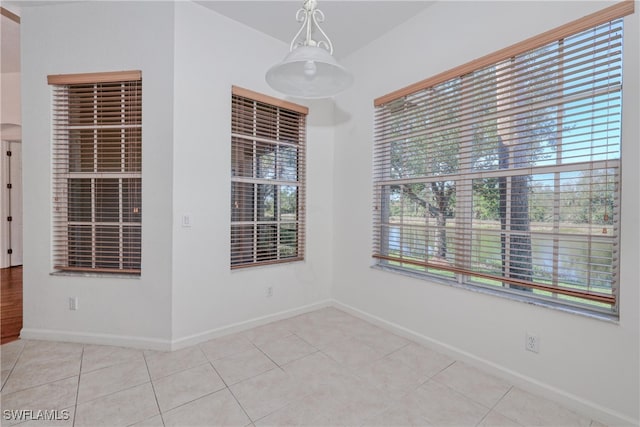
[525,332,539,353]
[266,286,273,298]
[69,297,79,311]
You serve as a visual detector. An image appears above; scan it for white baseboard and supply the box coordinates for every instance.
[332,300,637,427]
[170,299,333,350]
[19,328,172,351]
[18,299,333,353]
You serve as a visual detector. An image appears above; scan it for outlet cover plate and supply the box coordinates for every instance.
[526,332,539,353]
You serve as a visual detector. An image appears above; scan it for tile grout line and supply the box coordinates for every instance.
[144,359,211,382]
[203,347,254,425]
[215,336,320,424]
[2,372,82,396]
[251,339,292,371]
[252,332,320,366]
[203,341,281,386]
[145,354,228,418]
[194,350,256,424]
[157,388,230,419]
[142,351,166,427]
[2,363,82,399]
[473,385,515,426]
[424,358,457,384]
[0,341,28,393]
[79,351,144,376]
[421,368,510,427]
[226,382,255,424]
[490,384,514,410]
[378,339,412,358]
[67,379,155,409]
[71,345,84,427]
[249,397,303,426]
[70,354,154,409]
[202,351,231,389]
[289,330,317,350]
[208,340,289,423]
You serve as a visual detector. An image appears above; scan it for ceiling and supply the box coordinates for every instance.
[1,1,434,72]
[196,1,434,59]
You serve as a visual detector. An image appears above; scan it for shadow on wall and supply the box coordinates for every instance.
[293,98,353,127]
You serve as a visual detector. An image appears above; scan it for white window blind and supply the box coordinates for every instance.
[372,6,632,315]
[231,86,307,268]
[50,71,142,274]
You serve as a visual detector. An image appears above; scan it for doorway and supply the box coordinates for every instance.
[0,142,23,345]
[1,6,23,344]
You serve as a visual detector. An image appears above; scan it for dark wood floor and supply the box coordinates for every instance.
[1,266,22,344]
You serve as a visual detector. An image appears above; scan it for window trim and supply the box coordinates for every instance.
[47,70,142,85]
[0,7,20,24]
[232,85,309,116]
[371,263,620,323]
[374,0,634,107]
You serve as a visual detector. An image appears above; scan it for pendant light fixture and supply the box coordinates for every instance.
[266,0,353,99]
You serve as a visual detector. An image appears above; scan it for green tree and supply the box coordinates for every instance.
[575,170,616,225]
[387,46,559,285]
[389,80,460,261]
[473,178,500,220]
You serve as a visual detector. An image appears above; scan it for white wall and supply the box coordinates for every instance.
[170,2,334,344]
[21,2,175,348]
[1,72,21,127]
[332,1,639,425]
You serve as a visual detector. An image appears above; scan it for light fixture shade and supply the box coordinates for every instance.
[266,46,353,99]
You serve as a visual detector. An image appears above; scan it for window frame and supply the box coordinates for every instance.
[372,2,634,318]
[230,86,308,269]
[49,70,142,275]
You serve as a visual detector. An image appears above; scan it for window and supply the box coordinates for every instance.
[373,2,634,316]
[49,71,142,274]
[230,86,307,268]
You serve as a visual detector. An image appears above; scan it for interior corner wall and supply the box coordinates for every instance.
[170,2,335,344]
[20,1,175,348]
[332,1,639,425]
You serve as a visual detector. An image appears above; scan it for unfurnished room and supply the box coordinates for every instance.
[0,1,638,426]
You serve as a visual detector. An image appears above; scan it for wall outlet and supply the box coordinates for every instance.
[525,332,539,353]
[266,286,273,298]
[69,297,79,311]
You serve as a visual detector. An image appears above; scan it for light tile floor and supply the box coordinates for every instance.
[0,308,602,427]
